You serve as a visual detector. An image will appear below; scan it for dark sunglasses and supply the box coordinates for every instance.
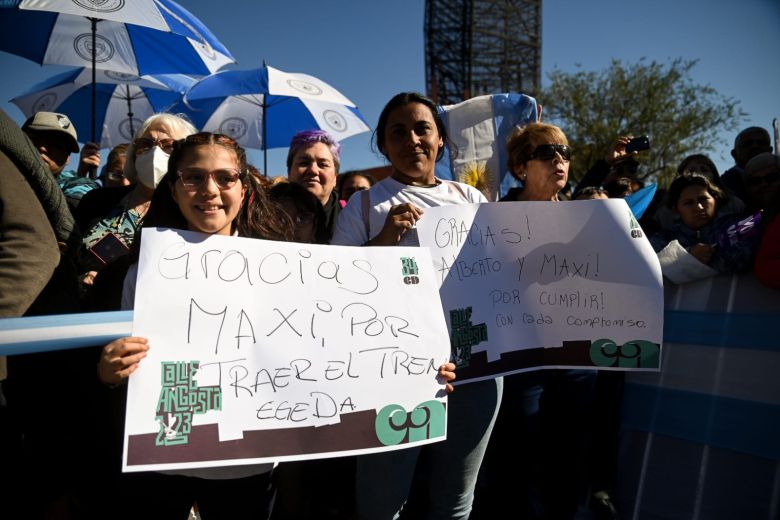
[528,143,572,162]
[745,170,780,188]
[133,136,175,155]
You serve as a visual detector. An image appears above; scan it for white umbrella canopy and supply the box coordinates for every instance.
[11,68,194,148]
[184,65,371,172]
[0,0,234,141]
[1,0,235,77]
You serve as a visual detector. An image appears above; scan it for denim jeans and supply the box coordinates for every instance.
[356,376,504,520]
[472,369,597,520]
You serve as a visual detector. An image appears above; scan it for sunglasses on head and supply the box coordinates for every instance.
[528,143,572,162]
[745,170,780,188]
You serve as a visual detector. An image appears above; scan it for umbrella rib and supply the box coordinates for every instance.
[234,94,264,108]
[154,0,208,47]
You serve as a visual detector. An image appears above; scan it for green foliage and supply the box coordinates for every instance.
[540,59,746,186]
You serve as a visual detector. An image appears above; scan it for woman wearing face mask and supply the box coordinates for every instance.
[76,114,196,287]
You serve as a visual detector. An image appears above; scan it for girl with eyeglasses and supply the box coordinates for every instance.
[90,132,290,519]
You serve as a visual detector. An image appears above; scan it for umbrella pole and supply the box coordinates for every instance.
[263,97,268,176]
[126,85,134,136]
[90,17,97,146]
[88,17,98,179]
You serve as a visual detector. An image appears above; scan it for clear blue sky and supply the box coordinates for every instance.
[1,0,778,177]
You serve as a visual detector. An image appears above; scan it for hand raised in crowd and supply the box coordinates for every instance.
[76,141,101,177]
[438,362,457,393]
[369,202,424,246]
[688,243,715,265]
[605,135,634,165]
[98,336,150,386]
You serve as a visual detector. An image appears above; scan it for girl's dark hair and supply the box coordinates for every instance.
[675,153,727,191]
[337,171,376,195]
[665,173,726,209]
[372,92,455,162]
[269,182,327,244]
[604,177,633,198]
[142,132,291,241]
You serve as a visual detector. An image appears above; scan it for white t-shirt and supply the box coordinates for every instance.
[332,176,487,247]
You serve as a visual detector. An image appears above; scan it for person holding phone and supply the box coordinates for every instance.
[573,135,649,196]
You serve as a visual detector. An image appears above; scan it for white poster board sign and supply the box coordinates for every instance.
[416,199,664,382]
[123,228,451,472]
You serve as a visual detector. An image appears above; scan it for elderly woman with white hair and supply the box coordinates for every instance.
[77,113,197,283]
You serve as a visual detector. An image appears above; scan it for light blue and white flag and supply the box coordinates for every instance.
[0,311,132,356]
[435,93,539,200]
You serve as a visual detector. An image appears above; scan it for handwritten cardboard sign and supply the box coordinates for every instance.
[123,228,451,472]
[416,199,664,382]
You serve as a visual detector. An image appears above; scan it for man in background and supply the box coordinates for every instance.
[721,126,773,201]
[22,111,101,209]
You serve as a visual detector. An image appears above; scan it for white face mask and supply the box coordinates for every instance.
[135,147,170,189]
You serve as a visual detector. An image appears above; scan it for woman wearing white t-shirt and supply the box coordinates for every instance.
[332,92,502,520]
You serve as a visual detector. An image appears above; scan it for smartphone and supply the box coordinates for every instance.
[625,135,650,153]
[89,232,130,266]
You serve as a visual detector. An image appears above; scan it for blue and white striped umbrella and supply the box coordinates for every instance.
[183,64,371,172]
[0,0,235,76]
[11,68,194,148]
[0,0,234,141]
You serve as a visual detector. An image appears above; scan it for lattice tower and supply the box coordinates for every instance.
[425,0,541,104]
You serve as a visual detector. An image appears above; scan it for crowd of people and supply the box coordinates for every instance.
[0,91,778,520]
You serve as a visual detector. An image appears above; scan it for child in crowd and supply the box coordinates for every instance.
[650,173,758,283]
[93,132,289,520]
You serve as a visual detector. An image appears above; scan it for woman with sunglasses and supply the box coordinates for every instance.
[92,132,290,519]
[332,92,492,520]
[477,122,599,520]
[502,123,572,202]
[77,114,196,297]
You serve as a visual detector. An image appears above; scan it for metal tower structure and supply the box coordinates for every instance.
[425,0,541,105]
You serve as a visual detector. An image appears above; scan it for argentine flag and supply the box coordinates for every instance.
[436,93,539,200]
